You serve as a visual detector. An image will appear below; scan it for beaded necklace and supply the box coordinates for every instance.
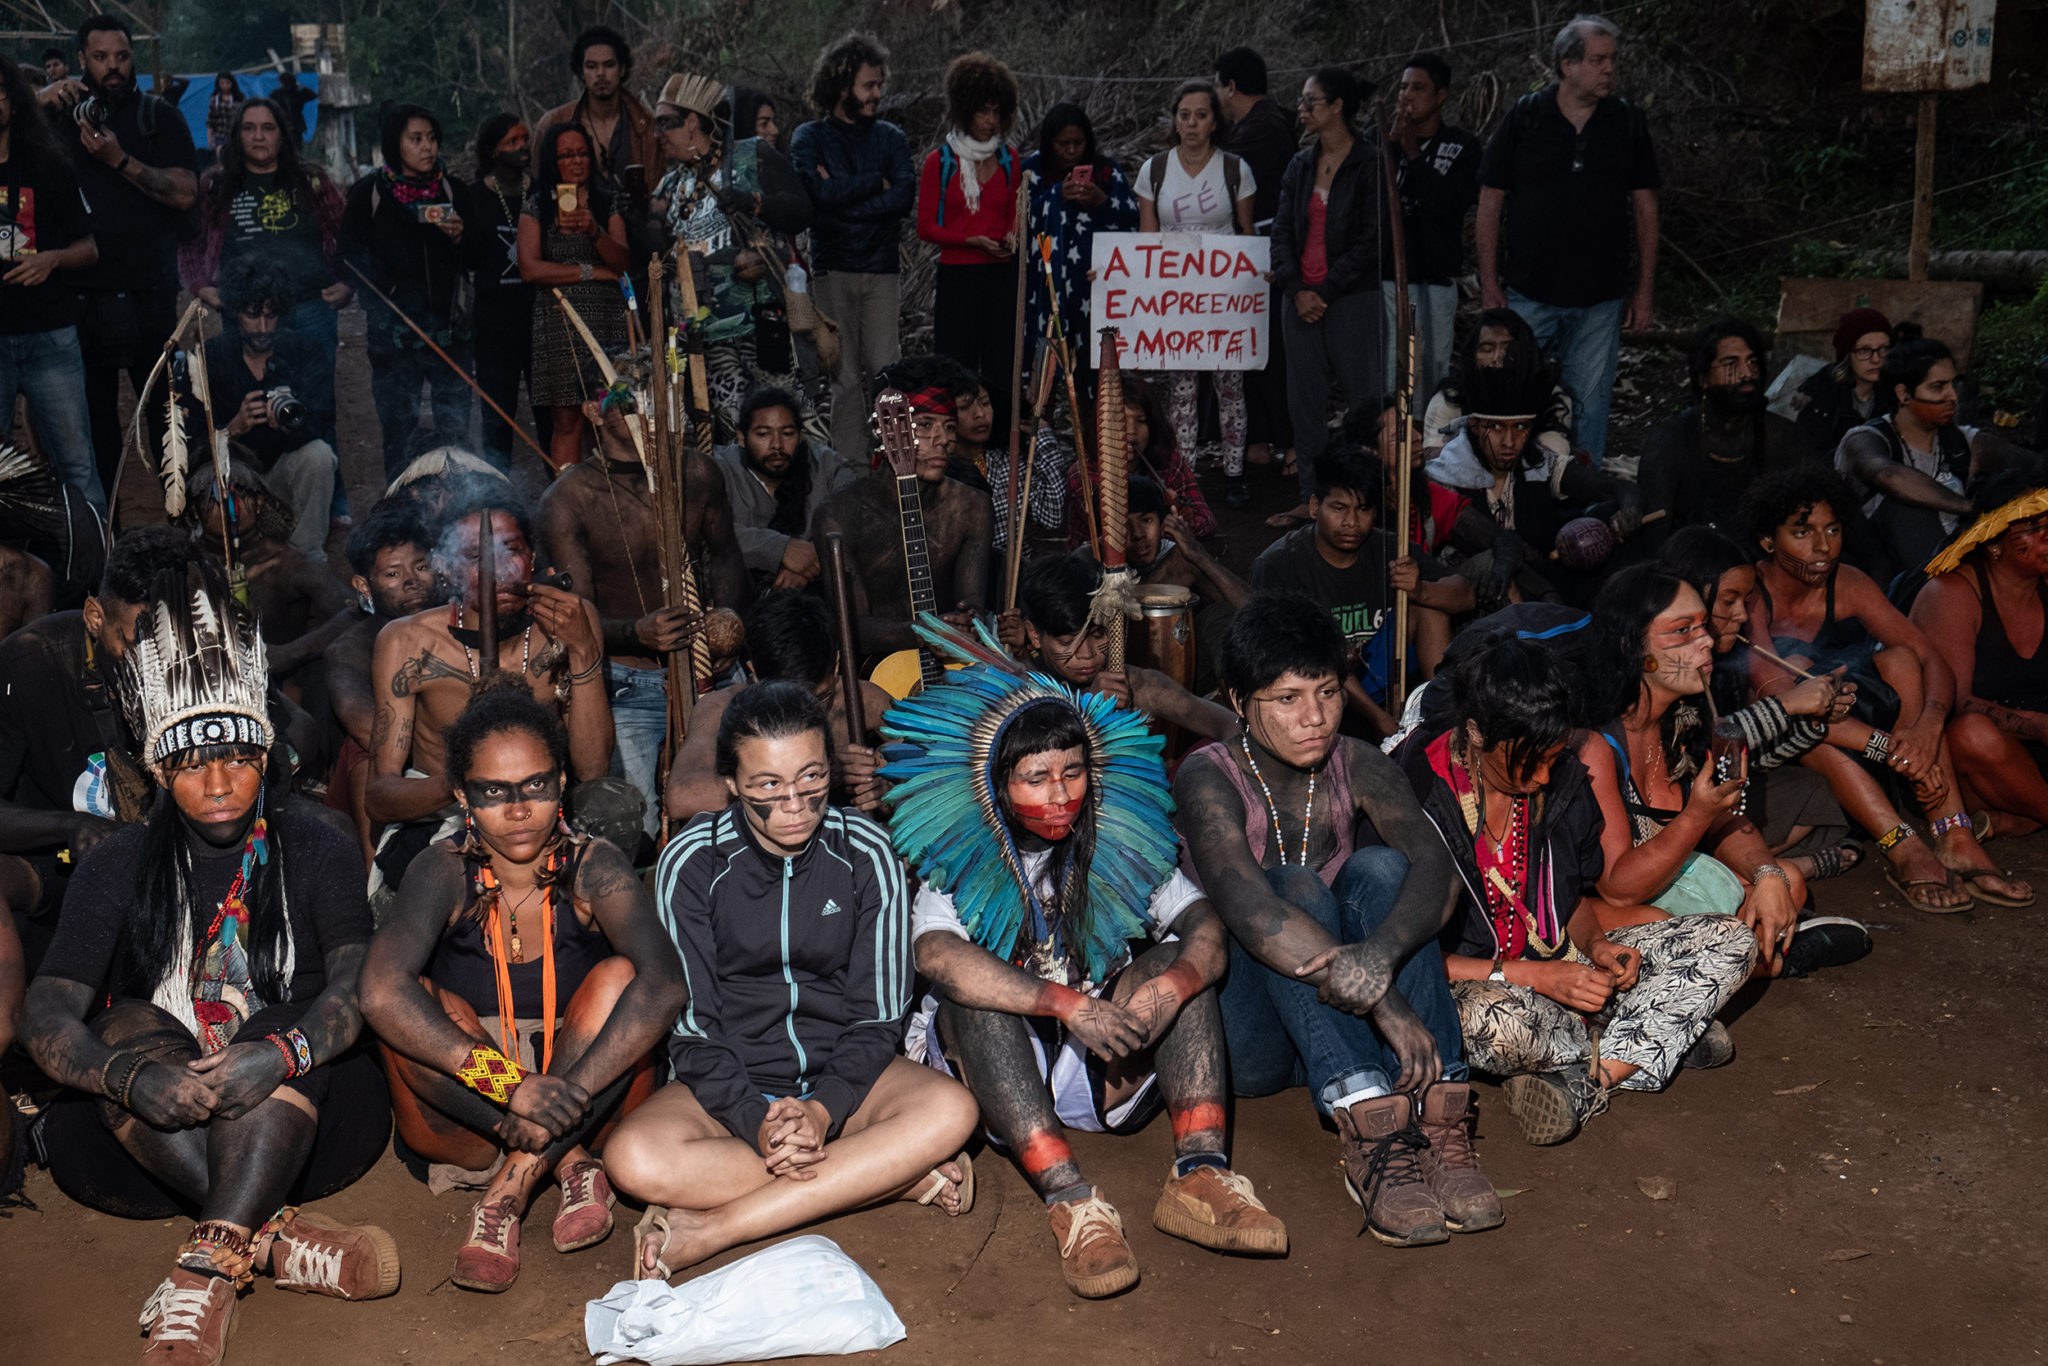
[191,814,271,1053]
[449,601,532,680]
[1240,734,1315,867]
[474,840,565,1071]
[1447,738,1564,958]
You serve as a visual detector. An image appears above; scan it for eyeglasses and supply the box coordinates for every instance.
[1295,94,1329,109]
[1850,344,1890,361]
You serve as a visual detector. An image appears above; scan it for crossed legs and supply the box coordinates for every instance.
[605,1057,978,1277]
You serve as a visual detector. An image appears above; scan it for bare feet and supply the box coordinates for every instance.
[1885,839,1971,911]
[636,1203,718,1280]
[896,1156,971,1216]
[1264,502,1311,529]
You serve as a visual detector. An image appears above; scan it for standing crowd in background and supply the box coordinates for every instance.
[3,13,2047,1366]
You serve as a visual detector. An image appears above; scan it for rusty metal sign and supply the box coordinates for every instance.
[1864,0,1996,91]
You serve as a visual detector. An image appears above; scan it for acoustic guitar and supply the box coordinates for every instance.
[866,390,956,699]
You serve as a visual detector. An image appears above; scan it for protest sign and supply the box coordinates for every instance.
[1087,232,1270,370]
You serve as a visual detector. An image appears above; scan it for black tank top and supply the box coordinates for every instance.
[1970,562,2048,711]
[1758,571,1867,666]
[428,840,612,1020]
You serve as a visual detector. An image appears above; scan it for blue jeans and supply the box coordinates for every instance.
[607,662,668,838]
[0,327,105,513]
[1507,290,1623,465]
[280,298,344,519]
[1218,847,1467,1115]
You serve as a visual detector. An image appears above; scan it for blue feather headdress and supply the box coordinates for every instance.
[879,614,1178,983]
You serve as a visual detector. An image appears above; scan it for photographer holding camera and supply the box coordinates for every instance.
[38,15,197,504]
[204,253,338,562]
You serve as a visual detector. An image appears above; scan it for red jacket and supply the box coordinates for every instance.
[915,146,1019,265]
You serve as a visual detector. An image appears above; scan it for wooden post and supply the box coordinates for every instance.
[1909,91,1937,283]
[1003,174,1032,607]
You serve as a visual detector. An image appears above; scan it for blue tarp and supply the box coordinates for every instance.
[135,72,321,147]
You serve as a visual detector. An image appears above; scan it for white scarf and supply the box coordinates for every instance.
[944,128,1003,215]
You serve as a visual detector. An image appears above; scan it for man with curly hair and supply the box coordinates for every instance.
[790,32,914,465]
[534,25,664,196]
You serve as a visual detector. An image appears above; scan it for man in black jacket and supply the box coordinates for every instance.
[790,32,914,466]
[36,16,196,506]
[1384,52,1480,402]
[1215,46,1297,483]
[609,682,978,1279]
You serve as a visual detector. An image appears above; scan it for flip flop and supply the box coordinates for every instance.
[1801,842,1863,882]
[632,1203,675,1280]
[1884,870,1972,914]
[907,1151,975,1217]
[1951,868,2037,908]
[1970,809,1994,843]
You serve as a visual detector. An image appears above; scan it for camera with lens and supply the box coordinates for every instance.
[74,94,111,132]
[266,387,311,442]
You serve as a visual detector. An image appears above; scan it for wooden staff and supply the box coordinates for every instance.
[1376,105,1416,716]
[345,261,551,463]
[1096,326,1129,672]
[1003,172,1033,608]
[824,532,866,741]
[1003,333,1057,611]
[475,505,498,680]
[646,254,694,782]
[182,308,234,571]
[665,252,718,687]
[1737,635,1820,682]
[1036,235,1098,558]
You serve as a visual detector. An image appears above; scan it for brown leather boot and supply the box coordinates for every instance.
[1334,1094,1448,1247]
[1416,1082,1504,1233]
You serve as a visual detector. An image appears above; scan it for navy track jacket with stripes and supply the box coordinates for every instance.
[655,803,911,1143]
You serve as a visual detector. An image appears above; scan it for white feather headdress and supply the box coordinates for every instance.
[114,564,272,777]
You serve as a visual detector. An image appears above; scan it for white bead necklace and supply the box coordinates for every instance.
[1241,734,1315,867]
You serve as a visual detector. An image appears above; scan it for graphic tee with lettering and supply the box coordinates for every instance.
[221,170,329,302]
[1250,525,1447,689]
[1139,151,1256,233]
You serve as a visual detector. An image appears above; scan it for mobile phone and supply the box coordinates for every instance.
[554,183,579,215]
[1068,164,1093,186]
[415,202,451,225]
[1710,718,1747,810]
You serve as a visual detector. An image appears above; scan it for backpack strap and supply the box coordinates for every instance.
[1143,152,1167,202]
[1221,151,1241,211]
[936,144,956,227]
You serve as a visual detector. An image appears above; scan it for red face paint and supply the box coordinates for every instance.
[1013,795,1084,841]
[1018,1129,1075,1179]
[1170,1101,1228,1145]
[1908,397,1956,427]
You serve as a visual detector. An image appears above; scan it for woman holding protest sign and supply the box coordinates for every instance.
[1137,80,1257,509]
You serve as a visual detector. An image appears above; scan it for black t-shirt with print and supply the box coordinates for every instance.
[220,170,329,301]
[1250,525,1447,653]
[1478,87,1660,307]
[0,144,91,334]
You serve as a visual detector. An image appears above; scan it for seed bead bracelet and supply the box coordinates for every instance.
[456,1044,528,1104]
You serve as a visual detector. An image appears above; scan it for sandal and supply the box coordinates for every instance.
[905,1151,975,1217]
[1884,870,1971,915]
[633,1203,676,1281]
[1799,843,1863,882]
[1951,868,2036,908]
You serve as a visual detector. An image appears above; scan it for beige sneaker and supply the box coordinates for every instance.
[1152,1164,1289,1255]
[138,1269,237,1365]
[1046,1192,1139,1298]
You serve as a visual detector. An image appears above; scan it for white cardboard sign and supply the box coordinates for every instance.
[1087,232,1271,371]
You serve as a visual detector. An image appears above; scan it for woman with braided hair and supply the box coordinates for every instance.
[22,562,398,1364]
[359,681,685,1293]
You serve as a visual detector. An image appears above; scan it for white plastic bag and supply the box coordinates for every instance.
[585,1235,906,1366]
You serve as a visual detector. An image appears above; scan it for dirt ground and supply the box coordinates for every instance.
[8,316,2046,1364]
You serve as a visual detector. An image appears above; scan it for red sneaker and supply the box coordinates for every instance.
[452,1196,522,1293]
[138,1268,237,1365]
[552,1158,616,1253]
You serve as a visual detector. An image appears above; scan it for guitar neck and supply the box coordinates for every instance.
[895,473,943,689]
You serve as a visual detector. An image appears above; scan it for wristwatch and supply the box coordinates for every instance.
[1487,955,1508,984]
